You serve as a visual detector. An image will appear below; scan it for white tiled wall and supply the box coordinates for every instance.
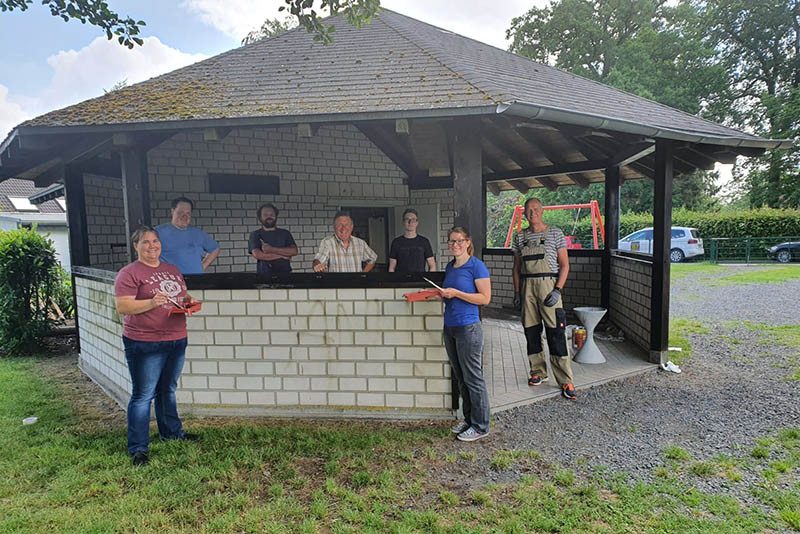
[76,274,453,419]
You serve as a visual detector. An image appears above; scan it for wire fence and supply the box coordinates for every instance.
[707,236,800,264]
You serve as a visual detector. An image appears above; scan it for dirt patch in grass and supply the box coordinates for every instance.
[32,335,126,432]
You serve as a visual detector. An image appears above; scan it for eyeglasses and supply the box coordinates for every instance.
[448,239,468,245]
[403,218,418,223]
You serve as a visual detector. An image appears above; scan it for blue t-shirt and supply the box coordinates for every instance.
[443,256,490,327]
[155,223,219,275]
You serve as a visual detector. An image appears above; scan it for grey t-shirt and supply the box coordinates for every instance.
[512,226,567,274]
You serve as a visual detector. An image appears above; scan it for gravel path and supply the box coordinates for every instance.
[434,265,800,501]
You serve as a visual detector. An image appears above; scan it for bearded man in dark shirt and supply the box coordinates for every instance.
[248,203,298,273]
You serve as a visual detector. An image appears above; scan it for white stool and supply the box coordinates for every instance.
[573,306,607,364]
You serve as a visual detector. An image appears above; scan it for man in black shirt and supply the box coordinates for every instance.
[248,203,298,273]
[388,208,436,272]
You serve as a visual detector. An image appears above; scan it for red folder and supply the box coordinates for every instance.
[403,289,441,302]
[167,301,203,316]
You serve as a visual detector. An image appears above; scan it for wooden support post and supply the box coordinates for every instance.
[63,164,90,353]
[650,140,673,364]
[451,125,484,259]
[120,148,151,263]
[64,166,90,267]
[601,165,620,310]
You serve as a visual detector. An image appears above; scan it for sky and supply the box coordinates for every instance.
[0,0,538,139]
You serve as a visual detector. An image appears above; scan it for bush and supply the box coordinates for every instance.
[0,228,60,355]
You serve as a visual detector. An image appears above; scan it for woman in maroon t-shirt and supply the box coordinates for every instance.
[114,226,198,466]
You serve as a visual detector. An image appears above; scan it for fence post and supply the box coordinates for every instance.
[745,238,751,264]
[710,239,717,263]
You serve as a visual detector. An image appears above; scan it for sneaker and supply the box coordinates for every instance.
[450,421,470,434]
[528,375,546,386]
[562,383,577,400]
[456,427,489,442]
[131,451,149,466]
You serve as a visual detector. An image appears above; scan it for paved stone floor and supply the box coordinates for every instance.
[482,314,656,413]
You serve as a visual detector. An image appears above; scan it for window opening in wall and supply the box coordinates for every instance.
[342,206,390,271]
[208,173,280,195]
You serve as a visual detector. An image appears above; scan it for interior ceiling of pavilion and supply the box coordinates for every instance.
[0,9,787,191]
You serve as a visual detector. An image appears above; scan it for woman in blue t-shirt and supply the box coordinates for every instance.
[439,226,492,442]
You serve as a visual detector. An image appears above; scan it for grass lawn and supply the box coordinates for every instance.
[671,261,800,285]
[1,355,799,533]
[670,261,726,281]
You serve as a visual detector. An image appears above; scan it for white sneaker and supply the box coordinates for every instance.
[450,421,470,434]
[457,427,489,442]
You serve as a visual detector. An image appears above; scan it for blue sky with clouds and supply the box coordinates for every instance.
[0,0,536,139]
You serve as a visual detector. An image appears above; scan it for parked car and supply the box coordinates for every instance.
[618,226,704,263]
[767,241,800,263]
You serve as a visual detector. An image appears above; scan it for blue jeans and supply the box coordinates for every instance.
[123,337,188,454]
[443,322,490,434]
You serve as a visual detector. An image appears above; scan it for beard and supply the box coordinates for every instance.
[262,218,276,229]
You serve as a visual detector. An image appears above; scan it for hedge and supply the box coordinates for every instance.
[560,208,800,247]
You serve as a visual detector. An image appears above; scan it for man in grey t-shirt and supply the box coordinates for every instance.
[512,197,575,400]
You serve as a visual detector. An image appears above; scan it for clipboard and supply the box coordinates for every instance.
[403,289,441,302]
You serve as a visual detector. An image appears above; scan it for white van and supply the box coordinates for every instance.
[618,226,704,262]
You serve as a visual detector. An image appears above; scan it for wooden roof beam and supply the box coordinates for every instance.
[568,173,590,188]
[674,148,716,171]
[537,176,559,192]
[507,179,530,194]
[487,182,501,196]
[514,126,595,188]
[483,159,607,183]
[355,122,418,178]
[610,142,655,167]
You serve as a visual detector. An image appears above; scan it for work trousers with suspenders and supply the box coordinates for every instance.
[520,235,574,386]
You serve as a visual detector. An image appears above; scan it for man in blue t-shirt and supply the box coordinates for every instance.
[155,197,220,275]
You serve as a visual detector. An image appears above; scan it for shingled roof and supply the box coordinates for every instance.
[9,9,789,151]
[0,178,64,214]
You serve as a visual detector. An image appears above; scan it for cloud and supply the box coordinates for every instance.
[0,36,208,141]
[180,0,281,40]
[0,85,31,140]
[43,36,208,112]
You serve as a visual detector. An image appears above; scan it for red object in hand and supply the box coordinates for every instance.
[403,289,441,302]
[168,301,203,316]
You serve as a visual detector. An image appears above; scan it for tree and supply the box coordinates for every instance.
[278,0,381,43]
[506,0,725,213]
[687,0,800,208]
[507,0,667,81]
[0,0,145,48]
[0,0,382,48]
[242,17,296,45]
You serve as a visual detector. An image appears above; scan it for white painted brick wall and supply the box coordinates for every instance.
[147,124,411,273]
[76,274,453,418]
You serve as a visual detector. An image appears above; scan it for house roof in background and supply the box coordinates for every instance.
[0,178,65,214]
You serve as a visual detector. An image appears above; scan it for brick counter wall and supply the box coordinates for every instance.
[608,254,652,351]
[76,273,454,420]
